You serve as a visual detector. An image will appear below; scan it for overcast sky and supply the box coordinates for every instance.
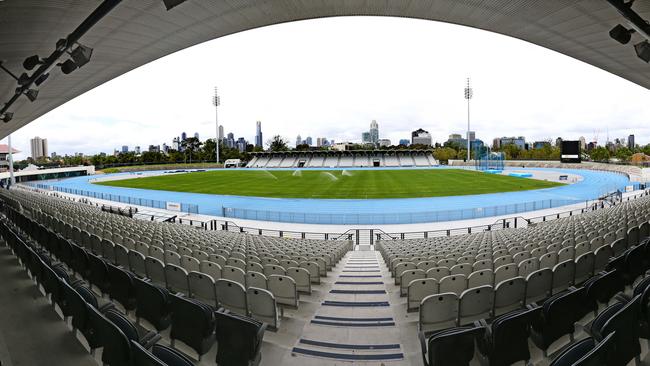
[2,16,649,158]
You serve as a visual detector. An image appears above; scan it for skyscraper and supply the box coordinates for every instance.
[628,134,635,150]
[305,136,313,146]
[362,132,371,144]
[121,145,128,153]
[227,132,235,148]
[134,146,141,154]
[30,136,48,159]
[218,125,224,140]
[255,121,263,148]
[194,132,199,139]
[579,136,587,150]
[181,132,187,141]
[369,120,379,144]
[296,135,302,147]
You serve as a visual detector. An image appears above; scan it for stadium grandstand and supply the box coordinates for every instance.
[1,1,650,366]
[247,150,439,168]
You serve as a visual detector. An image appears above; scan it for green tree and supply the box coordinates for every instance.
[590,146,610,161]
[615,147,632,161]
[267,135,289,152]
[180,137,202,163]
[433,147,457,164]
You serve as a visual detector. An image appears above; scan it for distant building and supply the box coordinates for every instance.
[332,142,355,151]
[227,133,235,148]
[579,136,587,150]
[555,137,563,147]
[218,125,224,140]
[181,132,187,141]
[0,144,20,171]
[533,141,550,149]
[172,137,181,151]
[255,121,263,148]
[51,152,57,158]
[369,120,379,144]
[162,143,169,153]
[194,132,199,139]
[399,139,410,146]
[378,139,391,147]
[148,145,160,153]
[468,131,476,142]
[121,145,128,153]
[30,136,48,159]
[296,135,302,147]
[497,136,527,150]
[628,134,635,150]
[236,137,247,152]
[305,136,313,146]
[411,129,432,146]
[361,132,371,144]
[134,146,141,154]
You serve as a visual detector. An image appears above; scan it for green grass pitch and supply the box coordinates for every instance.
[96,169,563,199]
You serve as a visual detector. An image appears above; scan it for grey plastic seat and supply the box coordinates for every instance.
[128,250,147,277]
[525,268,553,304]
[459,285,494,325]
[247,287,279,331]
[574,252,595,285]
[222,265,246,287]
[181,255,200,273]
[245,271,268,290]
[286,267,311,294]
[188,271,217,307]
[419,293,459,332]
[407,278,438,312]
[494,264,518,286]
[468,269,494,288]
[145,256,166,287]
[400,269,426,296]
[267,275,298,312]
[552,260,575,294]
[199,260,221,281]
[215,278,247,315]
[493,277,525,317]
[518,258,539,278]
[165,264,189,294]
[439,274,467,296]
[427,267,451,281]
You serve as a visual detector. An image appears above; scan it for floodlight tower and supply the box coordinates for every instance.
[213,87,220,165]
[464,78,473,162]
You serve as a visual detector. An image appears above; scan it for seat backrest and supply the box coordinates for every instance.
[246,287,278,330]
[214,310,266,366]
[525,268,553,304]
[170,295,216,357]
[426,326,484,366]
[489,307,541,366]
[133,277,172,332]
[459,286,494,323]
[215,279,247,315]
[493,277,526,317]
[467,269,494,289]
[419,293,459,331]
[88,305,132,366]
[549,337,596,366]
[188,271,217,307]
[267,274,298,308]
[439,274,467,296]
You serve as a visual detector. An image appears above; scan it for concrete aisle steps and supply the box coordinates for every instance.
[286,251,407,364]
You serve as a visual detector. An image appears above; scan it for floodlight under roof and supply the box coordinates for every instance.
[609,24,635,44]
[34,73,49,86]
[59,59,78,74]
[23,55,43,70]
[24,89,39,102]
[635,40,650,62]
[70,44,93,68]
[1,112,13,123]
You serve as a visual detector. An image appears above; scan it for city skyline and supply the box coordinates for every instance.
[1,16,648,158]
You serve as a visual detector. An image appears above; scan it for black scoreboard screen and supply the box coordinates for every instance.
[561,141,581,163]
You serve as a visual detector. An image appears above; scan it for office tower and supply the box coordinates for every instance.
[121,145,128,153]
[181,132,187,141]
[411,129,432,146]
[369,120,379,144]
[362,132,371,144]
[255,121,263,148]
[296,134,302,147]
[218,125,224,140]
[305,136,312,146]
[30,136,48,159]
[134,146,141,154]
[628,134,635,150]
[194,132,199,139]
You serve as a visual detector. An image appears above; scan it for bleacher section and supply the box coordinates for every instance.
[377,193,650,364]
[247,150,439,168]
[4,186,650,365]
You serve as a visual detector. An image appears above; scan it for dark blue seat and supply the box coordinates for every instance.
[477,307,541,366]
[214,310,267,366]
[530,287,585,357]
[419,326,485,366]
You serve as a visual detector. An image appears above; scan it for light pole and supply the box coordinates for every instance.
[7,134,15,185]
[213,87,220,165]
[464,77,473,162]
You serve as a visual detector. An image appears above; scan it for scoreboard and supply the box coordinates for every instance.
[560,141,581,163]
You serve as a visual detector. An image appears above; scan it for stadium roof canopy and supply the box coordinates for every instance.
[1,0,649,140]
